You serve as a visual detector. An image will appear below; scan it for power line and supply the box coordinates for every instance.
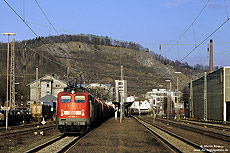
[215,50,230,55]
[3,0,83,77]
[157,17,230,83]
[27,21,78,35]
[34,0,59,35]
[4,0,59,57]
[224,0,229,19]
[3,0,39,38]
[180,18,230,63]
[3,0,61,58]
[19,20,230,46]
[162,0,211,56]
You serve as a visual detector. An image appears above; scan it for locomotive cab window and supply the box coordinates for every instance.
[61,95,71,103]
[75,95,85,103]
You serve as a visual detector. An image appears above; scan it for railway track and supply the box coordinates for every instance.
[0,121,56,132]
[25,127,95,153]
[155,118,230,142]
[180,119,230,131]
[0,124,56,138]
[25,134,82,153]
[133,116,211,153]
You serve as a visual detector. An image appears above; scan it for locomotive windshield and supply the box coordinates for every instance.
[61,95,71,103]
[75,95,85,103]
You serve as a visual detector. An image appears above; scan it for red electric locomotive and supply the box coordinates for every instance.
[56,87,114,133]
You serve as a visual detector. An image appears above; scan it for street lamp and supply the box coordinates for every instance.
[3,32,16,131]
[175,72,181,121]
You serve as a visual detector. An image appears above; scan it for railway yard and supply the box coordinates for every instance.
[0,116,229,153]
[1,1,230,153]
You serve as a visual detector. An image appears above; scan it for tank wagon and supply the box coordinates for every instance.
[0,109,32,126]
[56,86,114,133]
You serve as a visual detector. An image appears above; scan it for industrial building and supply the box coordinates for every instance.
[145,89,183,117]
[28,75,67,103]
[190,67,230,121]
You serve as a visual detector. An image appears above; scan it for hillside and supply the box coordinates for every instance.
[0,35,204,104]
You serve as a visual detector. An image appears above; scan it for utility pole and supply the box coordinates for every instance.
[36,67,39,102]
[10,39,15,109]
[120,65,124,123]
[115,80,119,120]
[159,44,162,62]
[167,92,170,120]
[165,80,171,120]
[115,65,127,122]
[190,80,194,118]
[3,32,15,131]
[204,72,207,120]
[67,67,70,82]
[175,72,181,121]
[209,39,213,73]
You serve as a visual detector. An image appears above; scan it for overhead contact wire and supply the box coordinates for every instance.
[34,0,59,35]
[162,0,211,56]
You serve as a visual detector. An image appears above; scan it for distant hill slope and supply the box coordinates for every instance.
[0,35,204,104]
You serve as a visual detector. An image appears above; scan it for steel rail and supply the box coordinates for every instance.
[25,135,66,153]
[179,119,230,131]
[0,125,56,138]
[134,116,212,153]
[155,118,230,142]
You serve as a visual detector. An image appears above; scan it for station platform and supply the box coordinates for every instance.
[67,117,171,153]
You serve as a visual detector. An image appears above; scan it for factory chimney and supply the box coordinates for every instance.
[209,39,213,73]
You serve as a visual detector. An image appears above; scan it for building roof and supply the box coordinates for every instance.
[27,74,66,86]
[38,94,57,102]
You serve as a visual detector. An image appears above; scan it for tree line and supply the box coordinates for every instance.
[150,51,219,73]
[21,34,148,52]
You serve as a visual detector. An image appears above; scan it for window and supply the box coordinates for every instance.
[75,95,85,103]
[47,83,50,87]
[61,95,71,103]
[56,84,61,88]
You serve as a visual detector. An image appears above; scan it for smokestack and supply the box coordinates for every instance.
[209,39,213,73]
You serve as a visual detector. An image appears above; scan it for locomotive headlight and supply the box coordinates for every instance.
[71,90,75,94]
[82,112,85,116]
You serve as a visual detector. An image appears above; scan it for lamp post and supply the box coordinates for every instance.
[165,79,171,119]
[175,72,181,121]
[3,32,15,131]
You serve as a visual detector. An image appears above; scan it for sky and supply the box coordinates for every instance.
[1,0,230,67]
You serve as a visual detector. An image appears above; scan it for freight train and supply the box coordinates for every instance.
[0,109,32,126]
[56,86,114,134]
[0,102,55,126]
[30,102,56,121]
